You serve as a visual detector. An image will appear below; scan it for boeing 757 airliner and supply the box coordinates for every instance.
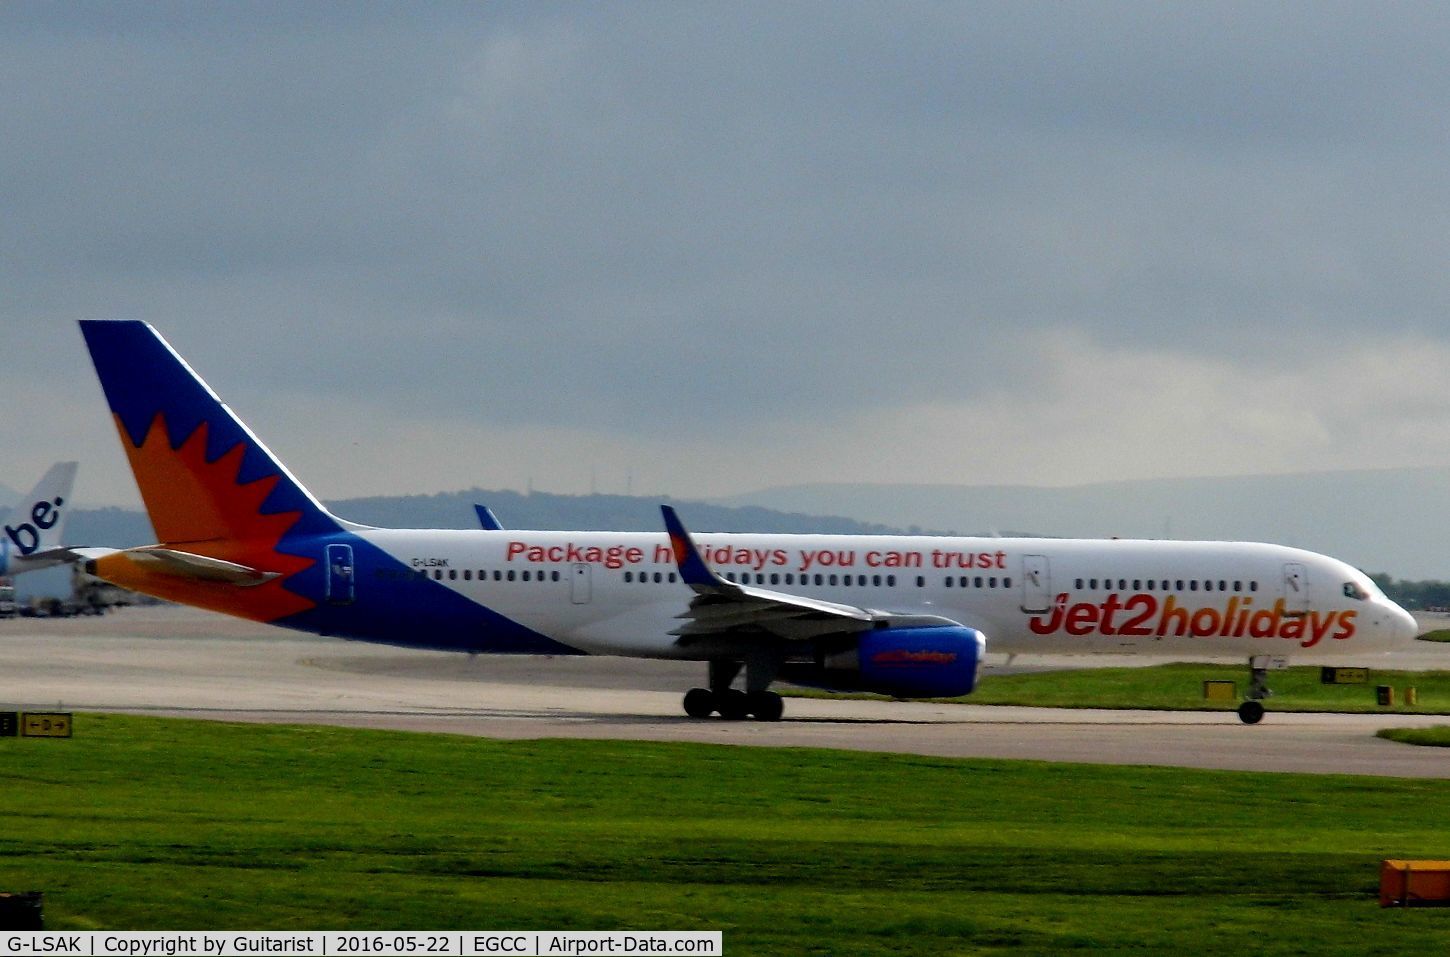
[77,321,1418,724]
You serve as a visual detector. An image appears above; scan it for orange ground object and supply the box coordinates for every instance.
[1380,860,1450,906]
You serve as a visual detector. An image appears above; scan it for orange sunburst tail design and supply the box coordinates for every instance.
[80,320,343,622]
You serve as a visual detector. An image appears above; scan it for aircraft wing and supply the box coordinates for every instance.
[661,506,955,643]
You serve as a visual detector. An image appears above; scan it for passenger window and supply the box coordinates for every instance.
[945,577,954,588]
[974,576,983,588]
[828,574,838,586]
[887,575,897,587]
[1075,578,1084,589]
[915,576,925,588]
[448,569,457,581]
[668,573,677,583]
[1189,581,1198,591]
[988,577,997,588]
[1090,578,1098,589]
[1250,581,1258,592]
[1004,577,1012,588]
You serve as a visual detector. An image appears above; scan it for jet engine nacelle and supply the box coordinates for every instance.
[781,624,986,698]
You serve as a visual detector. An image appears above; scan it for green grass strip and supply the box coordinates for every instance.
[2,714,1450,953]
[1377,726,1450,747]
[793,662,1450,714]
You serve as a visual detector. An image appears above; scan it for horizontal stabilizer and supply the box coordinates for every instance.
[16,545,117,569]
[118,547,281,587]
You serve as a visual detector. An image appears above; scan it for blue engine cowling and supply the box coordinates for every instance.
[781,624,986,698]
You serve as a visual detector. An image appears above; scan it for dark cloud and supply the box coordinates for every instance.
[7,1,1450,495]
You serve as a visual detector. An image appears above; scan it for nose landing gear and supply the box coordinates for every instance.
[1236,655,1282,724]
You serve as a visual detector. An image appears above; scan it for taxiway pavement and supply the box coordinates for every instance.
[3,606,1448,778]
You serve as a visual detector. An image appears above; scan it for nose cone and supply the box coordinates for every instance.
[1389,602,1419,647]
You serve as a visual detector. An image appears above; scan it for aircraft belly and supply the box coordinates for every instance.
[556,601,699,658]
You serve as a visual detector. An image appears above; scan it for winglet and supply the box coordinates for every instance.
[661,505,726,590]
[474,504,504,531]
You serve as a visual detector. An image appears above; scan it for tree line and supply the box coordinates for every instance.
[1370,574,1450,611]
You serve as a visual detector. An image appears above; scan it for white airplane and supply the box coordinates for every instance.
[76,320,1418,724]
[1,461,78,576]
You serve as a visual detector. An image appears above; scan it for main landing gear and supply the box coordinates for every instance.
[683,658,785,721]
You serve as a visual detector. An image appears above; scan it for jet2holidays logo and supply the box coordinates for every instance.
[5,496,63,556]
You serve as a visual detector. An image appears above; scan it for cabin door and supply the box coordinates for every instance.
[1021,554,1051,614]
[326,543,355,605]
[571,563,592,604]
[1282,562,1308,615]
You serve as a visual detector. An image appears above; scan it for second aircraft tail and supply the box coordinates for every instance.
[1,461,78,574]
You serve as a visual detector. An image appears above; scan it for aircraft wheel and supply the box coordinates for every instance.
[718,689,751,721]
[683,688,715,719]
[749,691,784,722]
[1237,701,1265,725]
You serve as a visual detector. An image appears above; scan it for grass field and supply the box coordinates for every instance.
[3,715,1450,953]
[1377,726,1450,747]
[792,662,1450,715]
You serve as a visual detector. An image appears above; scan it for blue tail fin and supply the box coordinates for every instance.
[79,320,341,545]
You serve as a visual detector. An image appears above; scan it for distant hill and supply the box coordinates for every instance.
[329,488,927,536]
[715,468,1450,579]
[41,469,1450,586]
[59,489,920,553]
[8,489,912,599]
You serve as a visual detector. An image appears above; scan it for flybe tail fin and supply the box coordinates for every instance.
[78,321,345,547]
[1,461,78,572]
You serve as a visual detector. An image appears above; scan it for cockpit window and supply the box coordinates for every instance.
[1343,581,1370,601]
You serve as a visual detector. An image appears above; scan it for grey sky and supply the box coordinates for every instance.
[8,2,1450,508]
